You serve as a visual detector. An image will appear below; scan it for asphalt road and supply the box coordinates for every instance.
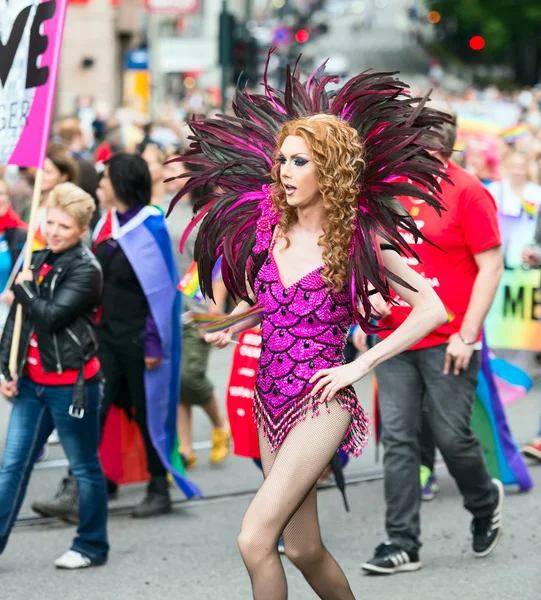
[2,341,541,599]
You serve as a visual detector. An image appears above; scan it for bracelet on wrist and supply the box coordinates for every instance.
[458,332,476,346]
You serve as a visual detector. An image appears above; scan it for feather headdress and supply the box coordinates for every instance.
[170,50,450,330]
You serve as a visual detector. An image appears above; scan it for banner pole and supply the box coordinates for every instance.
[9,168,43,377]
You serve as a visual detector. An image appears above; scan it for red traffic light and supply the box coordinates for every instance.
[295,29,310,43]
[469,35,485,51]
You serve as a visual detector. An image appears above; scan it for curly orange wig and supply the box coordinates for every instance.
[270,114,365,291]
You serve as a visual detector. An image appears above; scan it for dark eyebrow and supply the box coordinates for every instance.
[278,153,310,159]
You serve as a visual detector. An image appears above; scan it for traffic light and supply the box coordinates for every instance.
[219,7,235,66]
[232,31,259,87]
[295,29,310,43]
[469,35,485,51]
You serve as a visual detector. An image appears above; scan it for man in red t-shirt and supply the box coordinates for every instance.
[362,114,505,575]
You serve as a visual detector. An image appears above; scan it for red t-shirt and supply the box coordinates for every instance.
[378,162,501,350]
[25,264,100,385]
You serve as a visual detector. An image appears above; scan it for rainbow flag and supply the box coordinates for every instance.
[501,123,530,143]
[7,226,48,288]
[521,198,537,219]
[178,260,203,301]
[457,114,502,137]
[178,257,223,303]
[472,336,532,490]
[373,337,533,491]
[32,227,47,251]
[192,305,266,333]
[489,353,533,406]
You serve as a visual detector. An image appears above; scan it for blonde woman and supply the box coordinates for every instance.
[0,183,108,569]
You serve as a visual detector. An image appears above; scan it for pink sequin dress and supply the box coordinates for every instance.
[252,238,370,457]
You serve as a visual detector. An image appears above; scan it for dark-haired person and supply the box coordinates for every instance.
[360,112,506,574]
[0,183,108,569]
[33,153,197,522]
[21,144,79,226]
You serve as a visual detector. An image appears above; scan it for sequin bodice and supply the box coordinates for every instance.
[253,253,353,411]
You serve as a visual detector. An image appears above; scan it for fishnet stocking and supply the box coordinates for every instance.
[238,401,356,600]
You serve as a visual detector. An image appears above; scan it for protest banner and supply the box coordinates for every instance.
[1,0,69,374]
[1,0,68,168]
[485,268,541,351]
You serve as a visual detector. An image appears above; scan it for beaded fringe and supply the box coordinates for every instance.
[253,387,370,457]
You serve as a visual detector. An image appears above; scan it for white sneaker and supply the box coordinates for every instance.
[54,550,93,569]
[48,429,60,444]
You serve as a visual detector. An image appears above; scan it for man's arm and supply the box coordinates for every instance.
[460,246,504,342]
[444,246,503,375]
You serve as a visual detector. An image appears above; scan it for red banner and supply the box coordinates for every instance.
[226,329,261,460]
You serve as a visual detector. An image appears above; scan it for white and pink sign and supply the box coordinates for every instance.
[0,0,68,168]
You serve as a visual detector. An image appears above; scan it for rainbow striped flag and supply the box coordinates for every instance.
[521,198,537,219]
[501,123,530,143]
[373,336,533,491]
[178,261,203,301]
[471,336,532,490]
[7,226,48,288]
[32,227,47,251]
[178,257,223,303]
[192,305,266,333]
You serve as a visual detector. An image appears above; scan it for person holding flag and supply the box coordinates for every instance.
[0,183,108,569]
[173,55,450,597]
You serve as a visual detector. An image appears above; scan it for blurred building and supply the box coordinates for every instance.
[57,0,144,115]
[56,0,251,119]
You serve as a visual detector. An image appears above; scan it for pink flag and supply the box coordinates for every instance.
[1,0,69,168]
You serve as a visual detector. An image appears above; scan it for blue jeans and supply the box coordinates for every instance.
[0,377,109,563]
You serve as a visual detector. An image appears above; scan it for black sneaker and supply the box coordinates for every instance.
[471,478,504,557]
[361,542,421,575]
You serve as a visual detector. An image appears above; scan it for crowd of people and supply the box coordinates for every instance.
[0,110,232,568]
[0,70,540,597]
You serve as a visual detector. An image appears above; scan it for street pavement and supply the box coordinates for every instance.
[2,342,541,598]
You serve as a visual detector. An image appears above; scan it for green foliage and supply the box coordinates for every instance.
[427,0,541,45]
[424,0,541,83]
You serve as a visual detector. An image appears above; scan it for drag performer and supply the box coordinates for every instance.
[172,58,449,598]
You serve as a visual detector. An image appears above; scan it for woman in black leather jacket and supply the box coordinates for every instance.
[0,182,108,570]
